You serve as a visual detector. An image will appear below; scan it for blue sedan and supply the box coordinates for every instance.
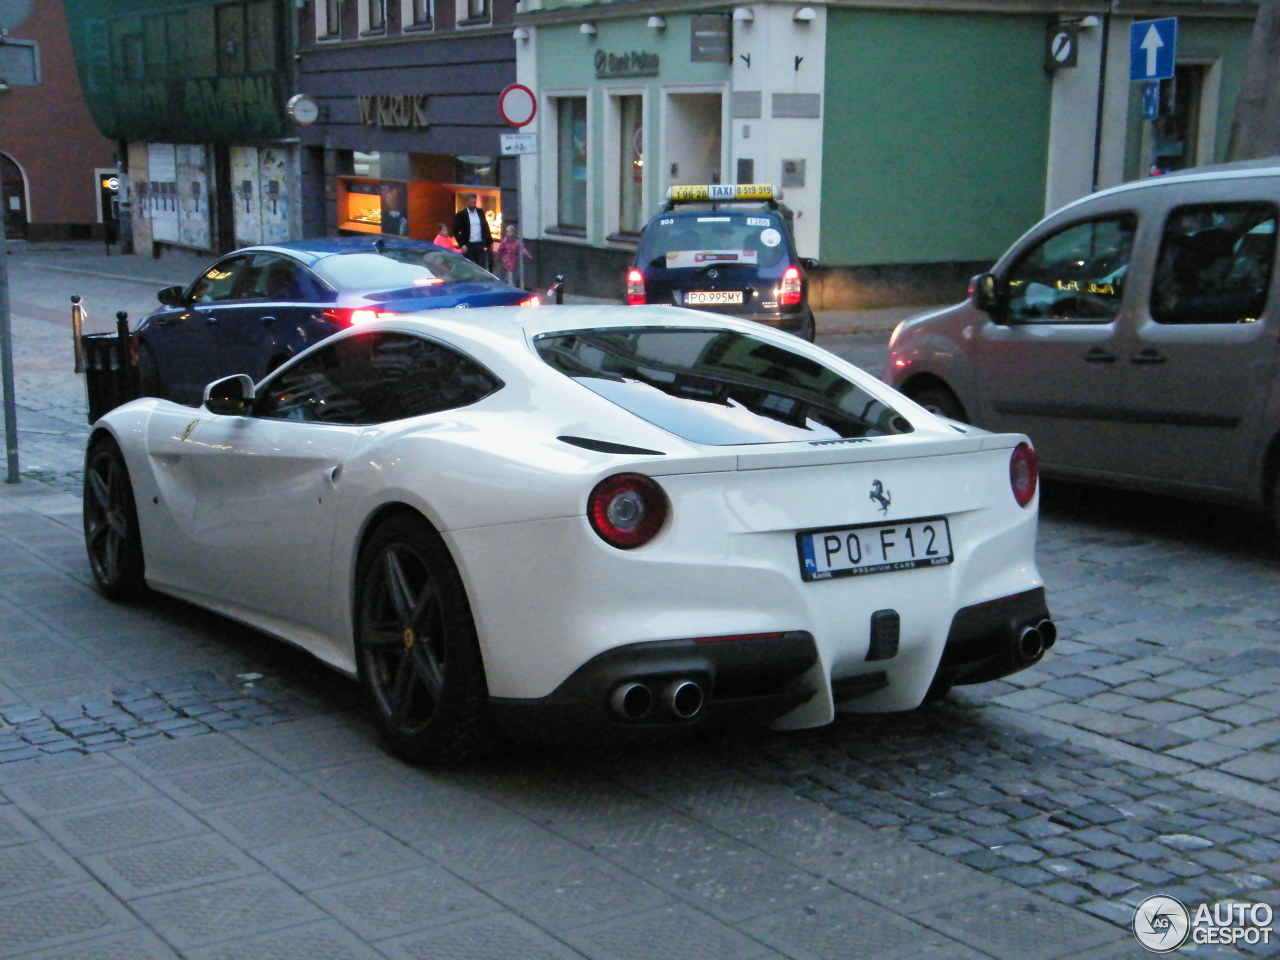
[134,237,538,405]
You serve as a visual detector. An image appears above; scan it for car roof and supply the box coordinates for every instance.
[226,236,443,268]
[1055,157,1280,217]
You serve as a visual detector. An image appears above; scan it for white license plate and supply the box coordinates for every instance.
[796,517,953,581]
[685,290,744,305]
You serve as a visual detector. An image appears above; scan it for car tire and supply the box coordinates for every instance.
[355,511,488,764]
[799,309,817,342]
[83,436,147,600]
[906,383,967,423]
[137,342,163,399]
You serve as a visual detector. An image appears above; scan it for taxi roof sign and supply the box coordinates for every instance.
[665,183,779,204]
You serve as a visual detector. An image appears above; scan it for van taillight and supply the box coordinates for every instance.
[626,269,646,306]
[779,266,802,307]
[519,294,541,307]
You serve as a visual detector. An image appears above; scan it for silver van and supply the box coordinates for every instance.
[885,160,1280,530]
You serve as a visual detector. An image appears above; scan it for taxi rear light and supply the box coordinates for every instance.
[626,268,646,306]
[779,266,802,307]
[1010,442,1038,507]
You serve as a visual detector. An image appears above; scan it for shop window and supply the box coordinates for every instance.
[616,95,644,236]
[318,0,341,38]
[455,156,496,188]
[402,0,432,29]
[361,0,387,34]
[555,97,588,232]
[458,0,489,25]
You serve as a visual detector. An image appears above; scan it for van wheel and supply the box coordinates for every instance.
[907,383,967,423]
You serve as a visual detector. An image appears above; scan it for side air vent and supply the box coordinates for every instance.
[558,436,666,456]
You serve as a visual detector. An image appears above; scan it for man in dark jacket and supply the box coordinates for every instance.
[453,192,493,268]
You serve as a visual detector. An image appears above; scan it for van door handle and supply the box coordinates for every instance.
[1130,349,1166,365]
[1083,348,1117,364]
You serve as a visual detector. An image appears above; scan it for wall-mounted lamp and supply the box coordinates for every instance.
[0,80,9,93]
[1079,15,1101,28]
[646,15,666,29]
[512,26,530,40]
[793,6,816,21]
[732,7,755,22]
[579,21,596,35]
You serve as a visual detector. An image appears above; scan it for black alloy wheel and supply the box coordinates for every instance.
[83,436,146,599]
[355,512,487,763]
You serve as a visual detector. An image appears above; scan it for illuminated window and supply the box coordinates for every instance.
[318,0,341,38]
[402,0,432,28]
[361,0,386,33]
[458,0,488,24]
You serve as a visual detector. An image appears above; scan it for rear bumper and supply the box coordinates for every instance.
[486,630,818,741]
[935,587,1054,686]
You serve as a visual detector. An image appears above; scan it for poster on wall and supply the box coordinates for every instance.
[231,146,260,245]
[258,147,289,244]
[176,144,211,251]
[147,144,179,243]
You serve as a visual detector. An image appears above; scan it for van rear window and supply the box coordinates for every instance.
[535,327,912,445]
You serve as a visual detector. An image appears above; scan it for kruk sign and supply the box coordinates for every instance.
[358,94,430,128]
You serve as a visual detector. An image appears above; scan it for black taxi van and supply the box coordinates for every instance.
[626,184,818,340]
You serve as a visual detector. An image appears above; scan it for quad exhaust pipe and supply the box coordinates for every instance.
[608,677,706,722]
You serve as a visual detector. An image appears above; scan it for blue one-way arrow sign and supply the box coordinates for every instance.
[1130,18,1177,82]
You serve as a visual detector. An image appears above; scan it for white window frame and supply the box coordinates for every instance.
[359,0,387,34]
[456,0,489,27]
[400,0,433,29]
[316,0,342,40]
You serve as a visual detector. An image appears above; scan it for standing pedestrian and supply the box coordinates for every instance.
[494,224,532,287]
[433,221,459,251]
[452,192,493,269]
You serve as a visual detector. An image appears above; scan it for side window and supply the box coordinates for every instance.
[190,256,250,304]
[1005,215,1136,323]
[1150,202,1277,325]
[254,332,500,425]
[240,254,306,302]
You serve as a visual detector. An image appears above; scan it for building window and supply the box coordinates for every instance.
[617,96,644,235]
[458,0,488,25]
[318,0,341,38]
[361,0,386,34]
[555,97,588,230]
[402,0,432,28]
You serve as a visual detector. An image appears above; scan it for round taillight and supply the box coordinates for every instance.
[588,473,668,549]
[1010,442,1038,507]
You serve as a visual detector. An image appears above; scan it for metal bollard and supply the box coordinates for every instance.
[71,295,86,373]
[115,311,131,390]
[547,274,566,305]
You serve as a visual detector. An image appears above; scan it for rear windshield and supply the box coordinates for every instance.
[313,248,499,289]
[535,327,912,445]
[636,213,791,269]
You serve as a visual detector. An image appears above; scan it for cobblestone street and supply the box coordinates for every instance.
[1,244,1277,958]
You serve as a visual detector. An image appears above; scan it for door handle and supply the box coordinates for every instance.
[1083,348,1117,364]
[260,316,276,325]
[1130,349,1166,365]
[203,315,219,325]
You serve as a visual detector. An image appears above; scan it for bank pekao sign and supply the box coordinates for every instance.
[595,50,660,79]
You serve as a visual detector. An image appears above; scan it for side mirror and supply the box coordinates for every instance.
[972,272,1009,322]
[157,285,188,308]
[799,257,819,270]
[203,374,255,415]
